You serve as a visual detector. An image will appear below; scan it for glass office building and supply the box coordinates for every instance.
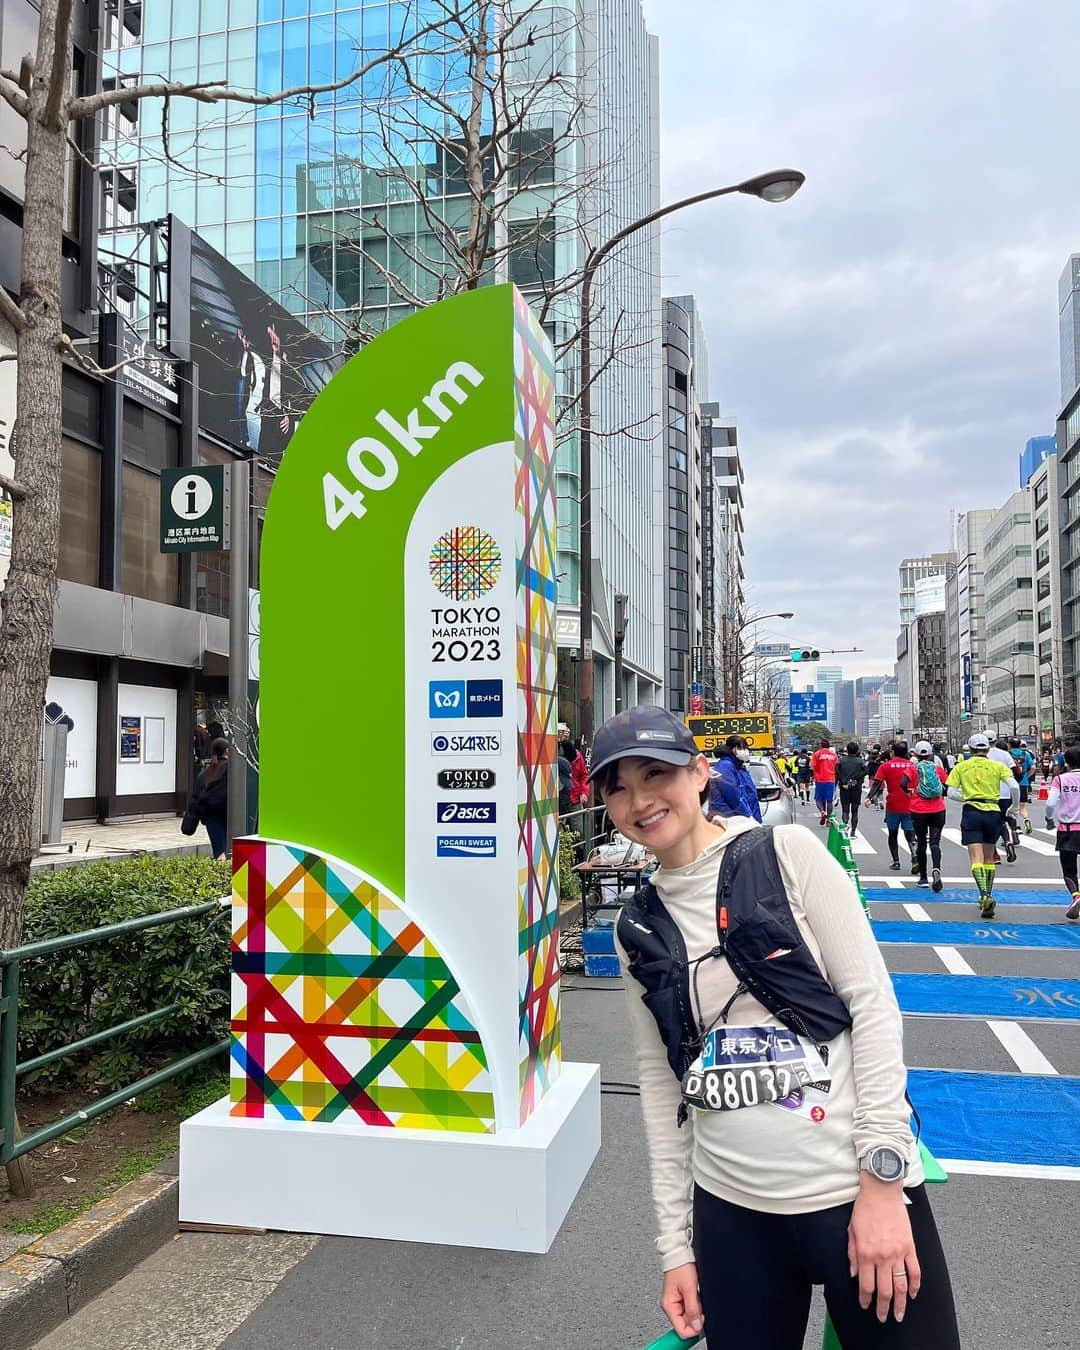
[102,0,665,711]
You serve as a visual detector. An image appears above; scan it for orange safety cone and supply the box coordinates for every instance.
[1039,783,1049,800]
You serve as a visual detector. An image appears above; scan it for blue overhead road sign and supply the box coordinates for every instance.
[789,692,827,723]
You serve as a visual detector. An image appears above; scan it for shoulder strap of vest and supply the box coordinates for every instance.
[714,826,776,936]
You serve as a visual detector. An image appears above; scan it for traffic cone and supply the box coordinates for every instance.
[1039,783,1048,800]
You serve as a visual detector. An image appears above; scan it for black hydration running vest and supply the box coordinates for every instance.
[616,827,853,1081]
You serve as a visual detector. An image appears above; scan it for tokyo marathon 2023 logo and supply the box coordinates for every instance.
[428,525,501,602]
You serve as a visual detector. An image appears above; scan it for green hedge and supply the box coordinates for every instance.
[16,856,232,1092]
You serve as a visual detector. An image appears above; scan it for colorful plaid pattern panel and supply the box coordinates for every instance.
[513,288,562,1122]
[230,838,495,1132]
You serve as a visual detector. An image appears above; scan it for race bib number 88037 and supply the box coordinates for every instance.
[681,1024,832,1115]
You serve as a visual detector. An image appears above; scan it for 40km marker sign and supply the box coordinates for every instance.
[685,713,775,753]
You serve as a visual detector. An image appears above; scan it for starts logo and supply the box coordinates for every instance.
[429,680,466,718]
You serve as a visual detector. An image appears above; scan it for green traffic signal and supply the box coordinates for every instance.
[789,648,820,662]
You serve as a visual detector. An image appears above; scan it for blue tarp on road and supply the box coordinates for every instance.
[892,973,1080,1020]
[908,1069,1080,1166]
[873,921,1080,949]
[866,887,1066,906]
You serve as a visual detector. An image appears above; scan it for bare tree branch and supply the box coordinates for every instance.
[0,472,27,500]
[0,285,26,334]
[42,0,74,131]
[0,72,28,120]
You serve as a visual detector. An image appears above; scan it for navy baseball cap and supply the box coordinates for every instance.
[587,707,701,781]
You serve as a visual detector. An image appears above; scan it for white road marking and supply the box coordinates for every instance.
[934,947,975,975]
[885,877,905,889]
[1017,833,1057,856]
[847,832,877,854]
[942,827,965,849]
[986,1020,1059,1076]
[903,902,932,921]
[935,1159,1080,1180]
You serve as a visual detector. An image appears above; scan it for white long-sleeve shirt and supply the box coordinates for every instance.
[615,818,922,1272]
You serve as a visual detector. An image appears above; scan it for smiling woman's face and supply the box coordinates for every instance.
[597,754,714,866]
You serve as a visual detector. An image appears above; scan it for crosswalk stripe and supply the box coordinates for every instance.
[847,832,876,854]
[903,902,932,921]
[882,827,912,854]
[986,1021,1059,1075]
[934,946,975,975]
[1017,833,1057,857]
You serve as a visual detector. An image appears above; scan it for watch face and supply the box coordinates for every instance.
[871,1147,904,1181]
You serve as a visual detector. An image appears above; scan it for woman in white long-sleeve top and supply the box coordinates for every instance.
[590,706,960,1350]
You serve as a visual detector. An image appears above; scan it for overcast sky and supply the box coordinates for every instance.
[641,0,1080,682]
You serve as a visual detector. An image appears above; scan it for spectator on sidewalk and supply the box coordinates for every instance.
[187,737,230,860]
[708,735,762,822]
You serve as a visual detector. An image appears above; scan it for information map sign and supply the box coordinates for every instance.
[789,691,828,725]
[686,712,774,752]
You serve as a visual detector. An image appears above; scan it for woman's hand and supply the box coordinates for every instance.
[847,1178,921,1323]
[660,1263,704,1339]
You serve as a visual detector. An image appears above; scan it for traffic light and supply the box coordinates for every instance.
[789,648,820,662]
[959,711,972,721]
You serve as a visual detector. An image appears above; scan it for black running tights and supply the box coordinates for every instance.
[839,785,861,833]
[913,810,946,880]
[693,1183,961,1350]
[1059,850,1080,892]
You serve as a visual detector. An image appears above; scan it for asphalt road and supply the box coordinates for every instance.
[40,802,1080,1349]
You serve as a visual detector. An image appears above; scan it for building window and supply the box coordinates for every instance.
[58,437,101,587]
[1037,575,1051,602]
[121,464,179,604]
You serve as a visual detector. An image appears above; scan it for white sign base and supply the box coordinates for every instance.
[179,1061,600,1253]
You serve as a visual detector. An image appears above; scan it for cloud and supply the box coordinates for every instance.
[642,0,1080,681]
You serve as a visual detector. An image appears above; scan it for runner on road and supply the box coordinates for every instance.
[836,741,868,836]
[1043,745,1080,921]
[867,742,918,872]
[811,738,840,827]
[989,738,1020,863]
[588,706,961,1349]
[1008,737,1035,833]
[910,742,947,893]
[946,732,1020,919]
[795,749,813,804]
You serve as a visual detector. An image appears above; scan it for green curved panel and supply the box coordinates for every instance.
[259,286,515,894]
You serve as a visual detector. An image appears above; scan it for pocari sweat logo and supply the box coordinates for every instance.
[429,680,466,718]
[437,835,497,859]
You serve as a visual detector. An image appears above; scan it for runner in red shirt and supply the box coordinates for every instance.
[810,739,839,827]
[867,741,918,872]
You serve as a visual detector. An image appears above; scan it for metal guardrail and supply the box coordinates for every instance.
[0,896,231,1165]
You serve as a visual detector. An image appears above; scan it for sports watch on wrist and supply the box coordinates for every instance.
[859,1146,908,1183]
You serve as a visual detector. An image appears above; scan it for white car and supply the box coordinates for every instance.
[748,758,797,826]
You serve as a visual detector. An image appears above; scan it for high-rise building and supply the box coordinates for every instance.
[855,675,887,698]
[661,297,703,714]
[814,665,843,727]
[950,510,994,733]
[833,680,855,736]
[1057,258,1080,741]
[981,489,1036,734]
[700,402,744,709]
[879,676,900,735]
[1059,255,1080,409]
[1029,452,1068,741]
[898,554,954,628]
[102,0,665,729]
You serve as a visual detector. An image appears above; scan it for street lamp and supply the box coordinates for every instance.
[576,170,806,748]
[725,611,796,711]
[982,663,1018,737]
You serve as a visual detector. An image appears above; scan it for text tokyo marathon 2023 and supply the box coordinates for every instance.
[431,606,501,638]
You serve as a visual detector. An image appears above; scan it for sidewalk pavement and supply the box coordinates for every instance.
[25,974,1068,1349]
[33,818,210,871]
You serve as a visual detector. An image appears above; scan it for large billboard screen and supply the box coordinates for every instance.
[168,217,344,456]
[913,574,946,617]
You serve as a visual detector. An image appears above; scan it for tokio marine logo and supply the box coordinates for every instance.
[428,526,501,601]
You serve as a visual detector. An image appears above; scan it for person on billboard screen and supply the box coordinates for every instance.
[258,323,302,456]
